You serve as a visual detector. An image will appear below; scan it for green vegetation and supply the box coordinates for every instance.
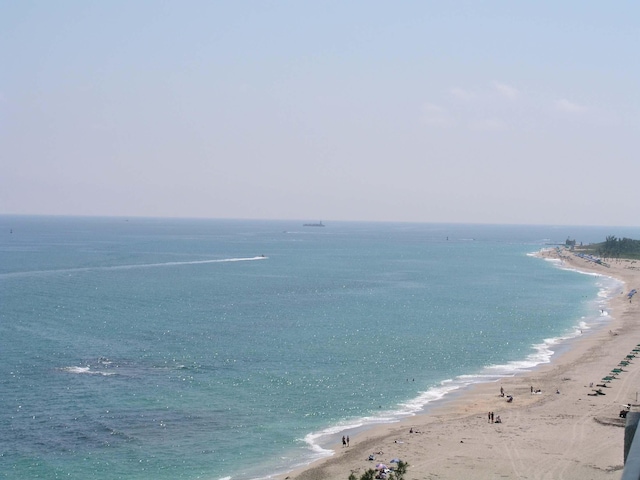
[348,461,408,480]
[577,236,640,260]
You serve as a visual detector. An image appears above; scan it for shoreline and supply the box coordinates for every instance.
[280,248,639,480]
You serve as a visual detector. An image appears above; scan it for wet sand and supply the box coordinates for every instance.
[283,248,640,480]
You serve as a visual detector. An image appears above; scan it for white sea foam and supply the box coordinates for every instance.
[63,366,91,374]
[61,366,115,376]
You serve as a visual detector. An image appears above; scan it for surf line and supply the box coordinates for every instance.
[0,256,268,279]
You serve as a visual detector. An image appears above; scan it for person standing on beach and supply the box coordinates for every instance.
[347,436,350,446]
[488,412,491,423]
[342,436,346,447]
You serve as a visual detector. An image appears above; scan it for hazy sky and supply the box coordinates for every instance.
[1,1,638,225]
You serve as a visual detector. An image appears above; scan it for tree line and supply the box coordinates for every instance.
[592,236,640,260]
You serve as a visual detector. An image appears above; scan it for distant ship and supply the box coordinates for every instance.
[303,221,325,227]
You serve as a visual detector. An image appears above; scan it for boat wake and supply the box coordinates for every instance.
[1,256,268,279]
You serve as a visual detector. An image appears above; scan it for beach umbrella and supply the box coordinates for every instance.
[390,458,401,463]
[376,464,388,470]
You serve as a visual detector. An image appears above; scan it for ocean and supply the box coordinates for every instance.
[1,216,638,480]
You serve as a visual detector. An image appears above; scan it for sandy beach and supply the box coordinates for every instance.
[284,248,640,480]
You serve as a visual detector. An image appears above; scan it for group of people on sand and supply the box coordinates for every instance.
[487,411,502,423]
[620,404,632,418]
[342,435,350,447]
[500,386,514,403]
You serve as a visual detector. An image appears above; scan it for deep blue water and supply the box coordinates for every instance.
[1,217,638,480]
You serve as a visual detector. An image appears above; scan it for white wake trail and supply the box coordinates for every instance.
[1,256,268,279]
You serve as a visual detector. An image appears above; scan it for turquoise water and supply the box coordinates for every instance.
[1,217,637,480]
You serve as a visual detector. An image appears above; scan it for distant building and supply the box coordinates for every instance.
[565,237,576,249]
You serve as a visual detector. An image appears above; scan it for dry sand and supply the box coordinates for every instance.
[283,248,640,480]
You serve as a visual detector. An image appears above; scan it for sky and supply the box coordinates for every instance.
[1,1,638,226]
